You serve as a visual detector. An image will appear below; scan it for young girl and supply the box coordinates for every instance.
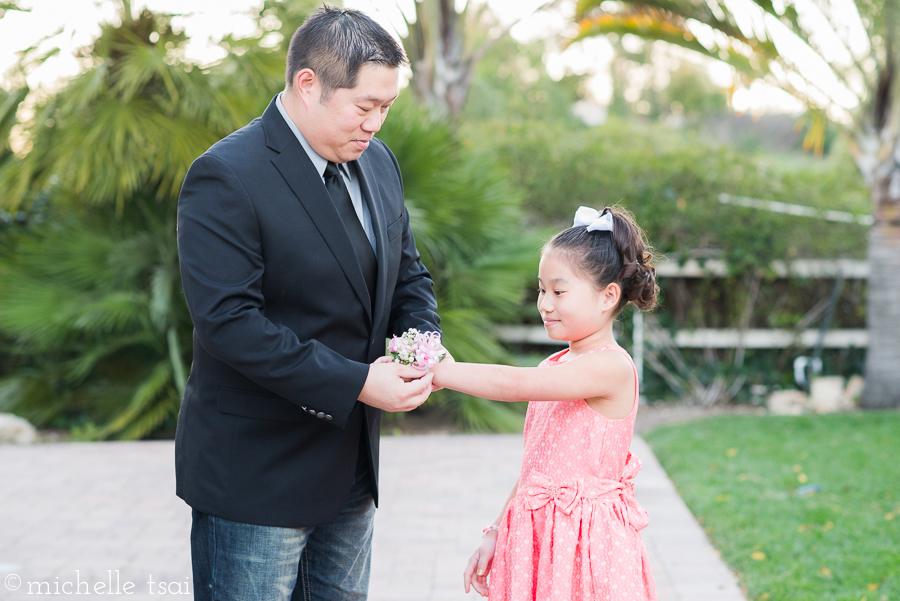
[431,206,658,601]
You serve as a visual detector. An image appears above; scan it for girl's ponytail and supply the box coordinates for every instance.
[545,206,658,314]
[607,208,658,311]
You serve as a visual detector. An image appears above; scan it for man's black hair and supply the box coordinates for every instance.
[285,5,408,99]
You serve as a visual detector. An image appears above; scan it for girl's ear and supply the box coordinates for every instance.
[601,282,621,312]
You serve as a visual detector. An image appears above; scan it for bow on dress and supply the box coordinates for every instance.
[522,453,649,531]
[524,472,582,515]
[616,452,650,531]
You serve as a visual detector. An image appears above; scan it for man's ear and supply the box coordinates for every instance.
[294,68,318,106]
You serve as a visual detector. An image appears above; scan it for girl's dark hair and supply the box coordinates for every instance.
[544,206,658,313]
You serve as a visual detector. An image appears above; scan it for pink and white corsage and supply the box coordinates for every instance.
[387,328,447,371]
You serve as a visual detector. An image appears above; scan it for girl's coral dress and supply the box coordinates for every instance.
[488,344,657,601]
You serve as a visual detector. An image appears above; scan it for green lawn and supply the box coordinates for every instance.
[644,412,900,601]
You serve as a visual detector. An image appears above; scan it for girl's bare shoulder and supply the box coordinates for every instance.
[573,347,633,379]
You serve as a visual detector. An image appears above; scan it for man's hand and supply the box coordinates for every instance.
[359,359,434,412]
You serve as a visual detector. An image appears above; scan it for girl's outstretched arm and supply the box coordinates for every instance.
[431,350,633,405]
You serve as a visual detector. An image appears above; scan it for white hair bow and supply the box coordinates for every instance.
[573,206,614,233]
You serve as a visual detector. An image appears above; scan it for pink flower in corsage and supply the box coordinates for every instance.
[388,328,447,371]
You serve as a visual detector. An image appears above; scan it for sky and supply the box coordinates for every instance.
[0,0,861,116]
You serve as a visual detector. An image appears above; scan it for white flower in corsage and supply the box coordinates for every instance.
[387,328,447,371]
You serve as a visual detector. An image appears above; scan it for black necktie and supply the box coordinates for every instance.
[323,161,377,306]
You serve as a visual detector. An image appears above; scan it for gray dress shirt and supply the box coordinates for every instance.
[275,93,376,251]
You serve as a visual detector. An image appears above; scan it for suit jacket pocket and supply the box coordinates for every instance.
[386,215,404,242]
[217,388,307,422]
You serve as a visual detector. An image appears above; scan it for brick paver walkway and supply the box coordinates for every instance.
[0,435,744,600]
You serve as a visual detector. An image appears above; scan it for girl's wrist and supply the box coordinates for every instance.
[430,361,450,385]
[482,524,499,537]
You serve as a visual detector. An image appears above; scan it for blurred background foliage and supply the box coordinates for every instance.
[0,5,270,439]
[376,94,536,431]
[474,119,867,268]
[0,0,535,436]
[0,0,872,437]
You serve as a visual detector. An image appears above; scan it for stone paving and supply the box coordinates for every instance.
[0,435,745,601]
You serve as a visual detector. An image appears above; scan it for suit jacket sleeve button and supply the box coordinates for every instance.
[325,414,333,421]
[316,412,325,419]
[308,409,316,415]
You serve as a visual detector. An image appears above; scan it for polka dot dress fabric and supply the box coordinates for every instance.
[488,345,657,601]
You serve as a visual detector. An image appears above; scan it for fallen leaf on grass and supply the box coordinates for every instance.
[822,521,834,531]
[795,483,822,496]
[793,464,802,472]
[726,448,739,457]
[715,494,732,503]
[821,567,832,577]
[797,524,813,532]
[751,552,766,561]
[757,593,770,601]
[868,583,879,591]
[885,512,895,521]
[797,473,808,483]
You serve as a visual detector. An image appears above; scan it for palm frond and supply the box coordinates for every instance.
[0,86,28,152]
[438,309,510,365]
[0,2,27,15]
[116,389,179,440]
[0,199,184,436]
[69,292,151,335]
[64,333,158,384]
[97,360,173,439]
[0,375,71,427]
[453,395,525,432]
[573,0,867,120]
[573,10,768,79]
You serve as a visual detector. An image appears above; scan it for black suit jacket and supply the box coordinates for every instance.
[174,96,440,527]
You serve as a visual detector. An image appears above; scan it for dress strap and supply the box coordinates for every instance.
[548,348,571,362]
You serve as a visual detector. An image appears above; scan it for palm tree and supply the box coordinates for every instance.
[573,0,900,408]
[0,204,190,439]
[401,0,560,117]
[0,4,280,437]
[401,0,492,117]
[0,0,534,436]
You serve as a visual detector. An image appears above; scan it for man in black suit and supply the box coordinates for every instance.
[175,6,441,600]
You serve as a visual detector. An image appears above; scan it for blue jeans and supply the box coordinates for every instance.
[191,454,375,601]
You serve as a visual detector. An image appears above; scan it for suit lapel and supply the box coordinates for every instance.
[354,152,389,334]
[266,106,373,322]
